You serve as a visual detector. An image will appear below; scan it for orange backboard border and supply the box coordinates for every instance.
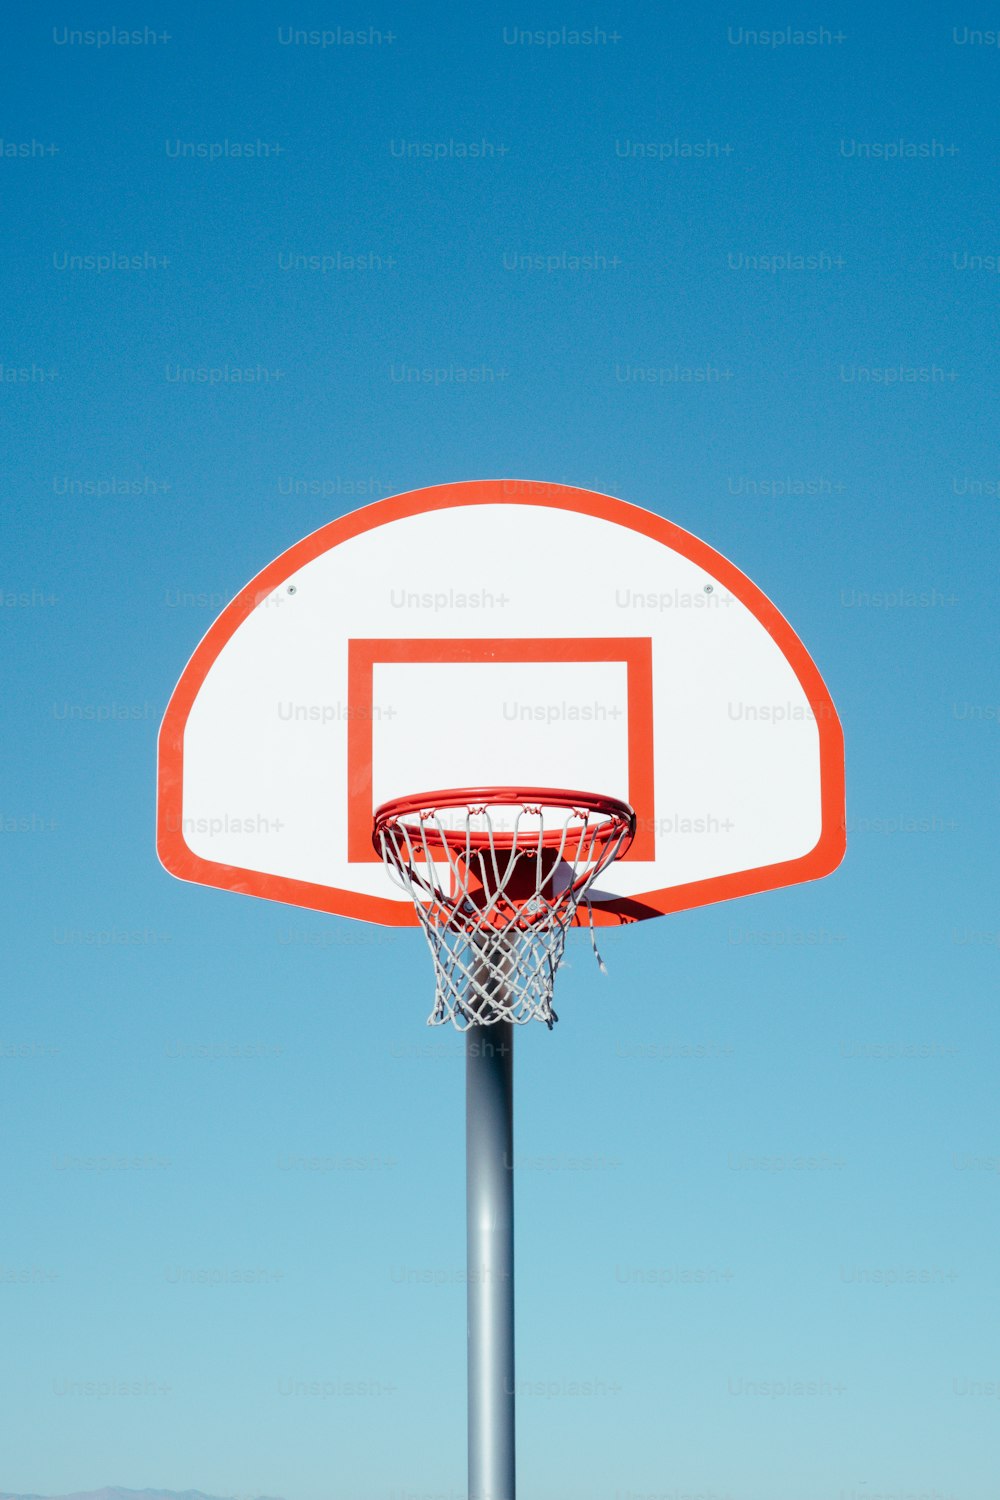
[156,480,846,927]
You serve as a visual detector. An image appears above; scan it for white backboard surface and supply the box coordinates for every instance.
[158,481,845,925]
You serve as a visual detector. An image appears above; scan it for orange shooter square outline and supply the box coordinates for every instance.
[346,638,655,863]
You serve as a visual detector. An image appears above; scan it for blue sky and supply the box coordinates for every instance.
[2,5,999,1498]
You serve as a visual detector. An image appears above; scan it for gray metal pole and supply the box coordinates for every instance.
[466,1020,515,1500]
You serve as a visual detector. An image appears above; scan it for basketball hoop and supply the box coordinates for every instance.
[373,787,635,1029]
[158,481,847,1500]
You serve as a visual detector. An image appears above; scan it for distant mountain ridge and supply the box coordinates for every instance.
[0,1491,283,1500]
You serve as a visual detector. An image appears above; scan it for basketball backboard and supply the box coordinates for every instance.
[156,480,845,925]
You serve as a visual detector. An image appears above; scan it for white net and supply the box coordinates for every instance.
[375,796,634,1029]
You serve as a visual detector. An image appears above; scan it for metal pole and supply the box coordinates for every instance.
[466,1020,515,1500]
